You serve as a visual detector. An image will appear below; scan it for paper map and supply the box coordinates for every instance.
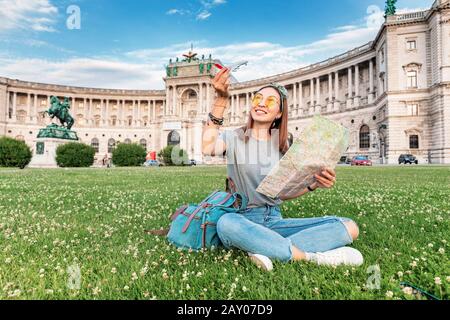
[256,116,349,199]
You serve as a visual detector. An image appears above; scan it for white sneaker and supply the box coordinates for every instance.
[307,247,364,267]
[248,253,273,271]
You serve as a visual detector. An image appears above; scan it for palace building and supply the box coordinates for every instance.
[1,0,449,164]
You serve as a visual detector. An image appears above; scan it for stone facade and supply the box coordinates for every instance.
[1,0,449,164]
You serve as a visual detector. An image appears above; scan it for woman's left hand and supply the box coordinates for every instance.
[311,167,336,190]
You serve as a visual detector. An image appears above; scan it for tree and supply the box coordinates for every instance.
[0,137,32,169]
[158,145,189,166]
[112,143,146,167]
[56,142,95,168]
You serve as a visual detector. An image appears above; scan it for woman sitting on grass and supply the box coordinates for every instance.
[202,68,363,271]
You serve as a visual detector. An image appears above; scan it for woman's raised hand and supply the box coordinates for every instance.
[212,68,231,99]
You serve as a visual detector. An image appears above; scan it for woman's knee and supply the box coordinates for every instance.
[217,214,241,238]
[343,220,360,241]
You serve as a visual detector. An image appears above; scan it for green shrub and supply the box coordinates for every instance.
[112,143,146,167]
[0,136,32,169]
[56,142,95,168]
[158,145,189,166]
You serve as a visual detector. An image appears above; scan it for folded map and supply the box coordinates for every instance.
[256,115,349,199]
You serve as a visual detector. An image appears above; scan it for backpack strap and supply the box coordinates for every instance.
[181,203,210,233]
[233,192,248,211]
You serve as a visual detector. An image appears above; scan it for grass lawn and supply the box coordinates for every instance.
[0,165,448,300]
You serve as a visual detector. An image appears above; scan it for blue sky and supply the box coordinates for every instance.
[0,0,434,89]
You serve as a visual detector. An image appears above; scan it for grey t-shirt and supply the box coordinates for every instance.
[219,128,283,208]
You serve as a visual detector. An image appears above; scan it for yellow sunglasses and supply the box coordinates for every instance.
[251,93,280,110]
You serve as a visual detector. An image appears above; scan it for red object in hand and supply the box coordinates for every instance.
[215,63,225,70]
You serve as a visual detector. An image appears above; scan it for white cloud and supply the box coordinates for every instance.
[0,3,433,89]
[196,10,212,20]
[0,57,165,90]
[0,0,58,32]
[166,9,190,16]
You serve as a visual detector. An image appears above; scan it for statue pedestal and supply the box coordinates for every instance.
[28,138,71,168]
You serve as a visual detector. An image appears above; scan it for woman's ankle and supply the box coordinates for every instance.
[291,245,307,261]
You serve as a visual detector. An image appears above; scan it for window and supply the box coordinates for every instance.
[359,125,370,149]
[410,135,419,149]
[124,139,131,144]
[91,138,99,153]
[111,116,117,127]
[407,40,417,50]
[407,104,419,116]
[140,139,147,150]
[128,117,133,127]
[108,139,116,153]
[407,71,418,88]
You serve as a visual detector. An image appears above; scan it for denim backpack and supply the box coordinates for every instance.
[167,189,247,250]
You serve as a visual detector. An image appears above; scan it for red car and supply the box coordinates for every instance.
[351,155,372,166]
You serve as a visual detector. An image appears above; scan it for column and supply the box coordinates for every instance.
[315,77,321,114]
[354,64,360,107]
[47,95,50,108]
[230,95,235,123]
[165,88,170,116]
[138,100,141,127]
[246,93,250,114]
[236,94,240,122]
[153,100,156,121]
[199,83,204,114]
[172,86,177,116]
[334,71,340,111]
[327,74,333,112]
[33,94,38,123]
[292,83,297,117]
[298,82,303,116]
[12,92,17,121]
[206,84,211,114]
[347,67,353,108]
[368,59,375,104]
[106,99,110,126]
[121,100,125,126]
[27,93,31,122]
[83,98,87,125]
[89,98,93,125]
[309,79,314,115]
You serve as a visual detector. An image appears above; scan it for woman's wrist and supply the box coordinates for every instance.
[215,96,229,105]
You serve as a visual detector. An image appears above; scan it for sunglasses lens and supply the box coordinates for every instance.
[266,97,278,109]
[252,94,263,107]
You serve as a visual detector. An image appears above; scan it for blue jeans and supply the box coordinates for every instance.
[216,205,355,263]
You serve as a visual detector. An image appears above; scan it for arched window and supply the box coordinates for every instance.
[127,117,133,127]
[91,138,99,153]
[108,139,116,153]
[15,135,25,141]
[124,138,132,144]
[167,131,180,146]
[140,139,147,150]
[359,125,370,149]
[409,135,419,149]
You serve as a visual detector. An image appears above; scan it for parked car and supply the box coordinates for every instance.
[188,159,197,166]
[351,155,373,166]
[338,156,352,165]
[398,154,418,165]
